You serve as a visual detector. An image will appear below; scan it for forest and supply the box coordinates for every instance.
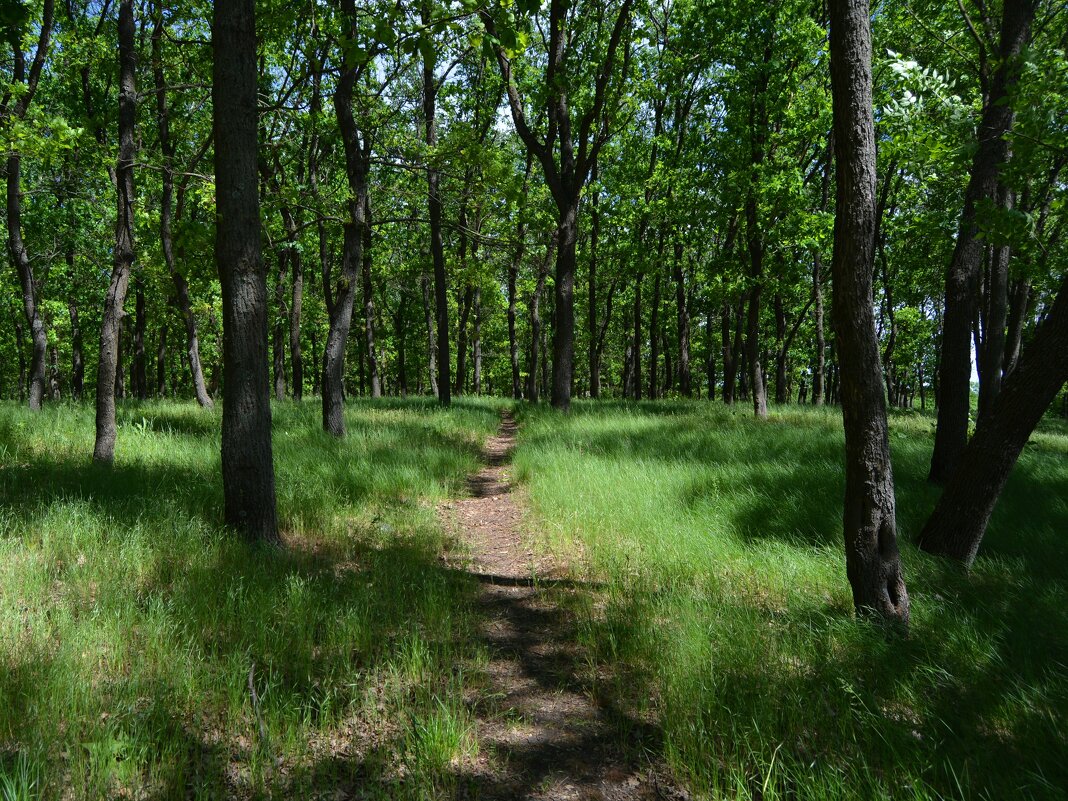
[0,0,1066,798]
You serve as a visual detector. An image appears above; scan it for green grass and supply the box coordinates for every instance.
[0,397,501,799]
[512,400,1068,801]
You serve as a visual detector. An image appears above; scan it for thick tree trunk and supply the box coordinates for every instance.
[153,8,212,408]
[94,0,138,464]
[918,273,1068,565]
[212,0,278,540]
[829,0,909,626]
[977,187,1012,424]
[929,0,1035,483]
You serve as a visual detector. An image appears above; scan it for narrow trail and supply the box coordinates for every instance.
[441,409,683,801]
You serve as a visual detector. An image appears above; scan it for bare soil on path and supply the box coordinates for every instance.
[440,409,685,801]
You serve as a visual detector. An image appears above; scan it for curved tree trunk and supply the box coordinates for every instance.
[929,0,1035,483]
[918,273,1067,565]
[829,0,909,627]
[94,0,138,464]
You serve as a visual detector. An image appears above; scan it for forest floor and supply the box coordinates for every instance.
[440,410,682,800]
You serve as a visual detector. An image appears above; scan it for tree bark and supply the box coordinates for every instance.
[94,0,138,464]
[152,6,212,408]
[918,273,1068,566]
[929,0,1035,483]
[212,0,279,541]
[421,4,451,405]
[273,249,288,400]
[421,275,438,397]
[132,277,147,399]
[673,239,691,397]
[66,250,84,400]
[829,0,909,626]
[156,322,167,396]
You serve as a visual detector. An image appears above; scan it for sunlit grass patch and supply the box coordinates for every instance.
[514,400,1068,800]
[0,396,500,800]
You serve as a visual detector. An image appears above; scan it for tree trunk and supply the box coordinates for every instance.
[6,156,47,412]
[212,0,279,541]
[649,269,661,399]
[473,287,482,395]
[15,319,26,402]
[633,272,643,401]
[273,249,287,400]
[526,239,553,402]
[978,187,1012,424]
[588,165,601,399]
[673,239,691,397]
[929,0,1035,483]
[152,7,212,408]
[918,273,1068,565]
[551,200,579,411]
[156,322,167,396]
[67,252,84,400]
[456,285,472,395]
[774,293,788,405]
[94,0,138,464]
[132,277,147,399]
[829,0,909,626]
[421,275,438,397]
[421,7,450,405]
[361,197,381,398]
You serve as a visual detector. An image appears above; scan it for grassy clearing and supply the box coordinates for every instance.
[0,397,501,800]
[513,401,1068,801]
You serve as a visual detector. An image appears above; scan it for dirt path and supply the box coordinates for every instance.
[441,410,683,800]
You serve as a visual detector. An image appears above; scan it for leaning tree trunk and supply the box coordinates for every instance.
[828,0,909,626]
[929,0,1035,483]
[918,273,1067,566]
[94,0,138,464]
[212,0,278,541]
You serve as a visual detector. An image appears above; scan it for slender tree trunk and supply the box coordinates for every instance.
[66,252,84,400]
[324,23,372,435]
[473,287,482,394]
[813,253,826,406]
[919,273,1068,565]
[633,272,643,400]
[774,293,788,404]
[551,201,579,410]
[929,0,1035,483]
[649,269,661,399]
[588,166,601,399]
[674,239,691,397]
[361,197,380,398]
[4,1,53,412]
[829,0,909,626]
[421,7,450,405]
[6,157,47,412]
[133,277,147,399]
[273,250,287,400]
[94,0,138,464]
[526,238,553,402]
[421,275,438,397]
[212,0,278,540]
[456,285,472,394]
[152,7,212,408]
[15,319,26,402]
[156,322,167,396]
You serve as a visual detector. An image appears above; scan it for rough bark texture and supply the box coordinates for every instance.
[273,250,288,401]
[929,0,1035,483]
[673,239,691,397]
[323,15,371,435]
[94,0,138,464]
[212,0,278,541]
[919,274,1068,566]
[829,0,909,627]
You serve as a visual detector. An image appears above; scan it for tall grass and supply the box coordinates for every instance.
[513,400,1068,800]
[0,397,500,799]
